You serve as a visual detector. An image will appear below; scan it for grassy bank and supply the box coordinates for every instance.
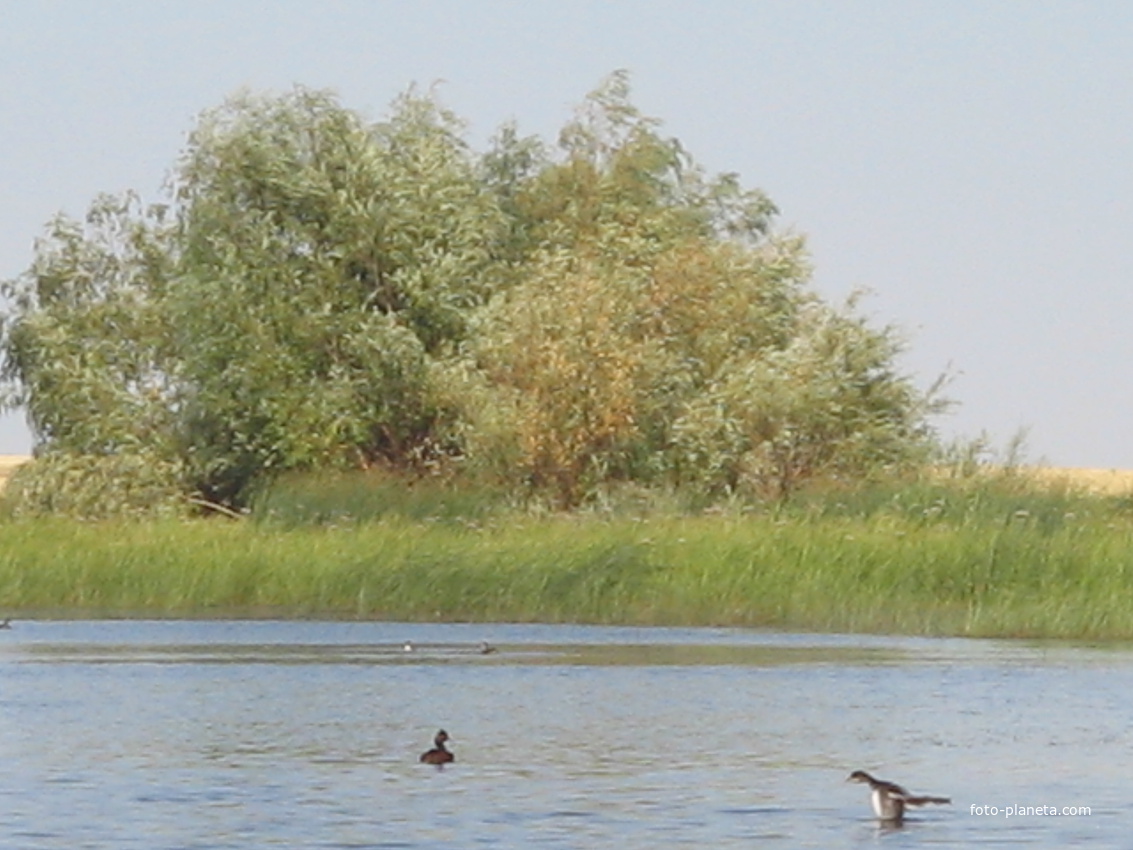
[2,474,1133,638]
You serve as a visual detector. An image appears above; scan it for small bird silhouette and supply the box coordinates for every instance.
[420,729,455,765]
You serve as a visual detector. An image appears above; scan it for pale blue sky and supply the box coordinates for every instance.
[2,1,1132,467]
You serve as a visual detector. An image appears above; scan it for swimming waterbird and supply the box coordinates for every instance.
[847,770,950,823]
[420,729,455,765]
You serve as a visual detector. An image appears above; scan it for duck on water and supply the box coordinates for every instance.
[420,730,454,765]
[847,770,950,824]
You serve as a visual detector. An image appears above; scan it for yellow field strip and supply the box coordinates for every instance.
[0,455,30,484]
[1020,466,1133,496]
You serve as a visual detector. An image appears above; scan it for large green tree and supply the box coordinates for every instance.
[171,87,504,503]
[1,74,941,515]
[2,86,507,510]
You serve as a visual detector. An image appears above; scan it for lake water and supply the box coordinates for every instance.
[0,620,1128,848]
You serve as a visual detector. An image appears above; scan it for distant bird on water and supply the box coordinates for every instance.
[420,729,455,765]
[478,641,496,655]
[0,618,11,629]
[847,770,950,824]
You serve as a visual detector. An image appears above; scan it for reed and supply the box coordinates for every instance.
[1,477,1132,638]
[248,469,511,527]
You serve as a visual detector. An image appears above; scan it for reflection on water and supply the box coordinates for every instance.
[0,621,1127,848]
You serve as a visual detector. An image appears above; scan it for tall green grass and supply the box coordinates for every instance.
[248,469,511,527]
[1,474,1132,638]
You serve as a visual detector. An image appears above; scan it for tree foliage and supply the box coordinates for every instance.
[465,72,936,505]
[0,193,177,452]
[168,87,508,503]
[1,74,942,515]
